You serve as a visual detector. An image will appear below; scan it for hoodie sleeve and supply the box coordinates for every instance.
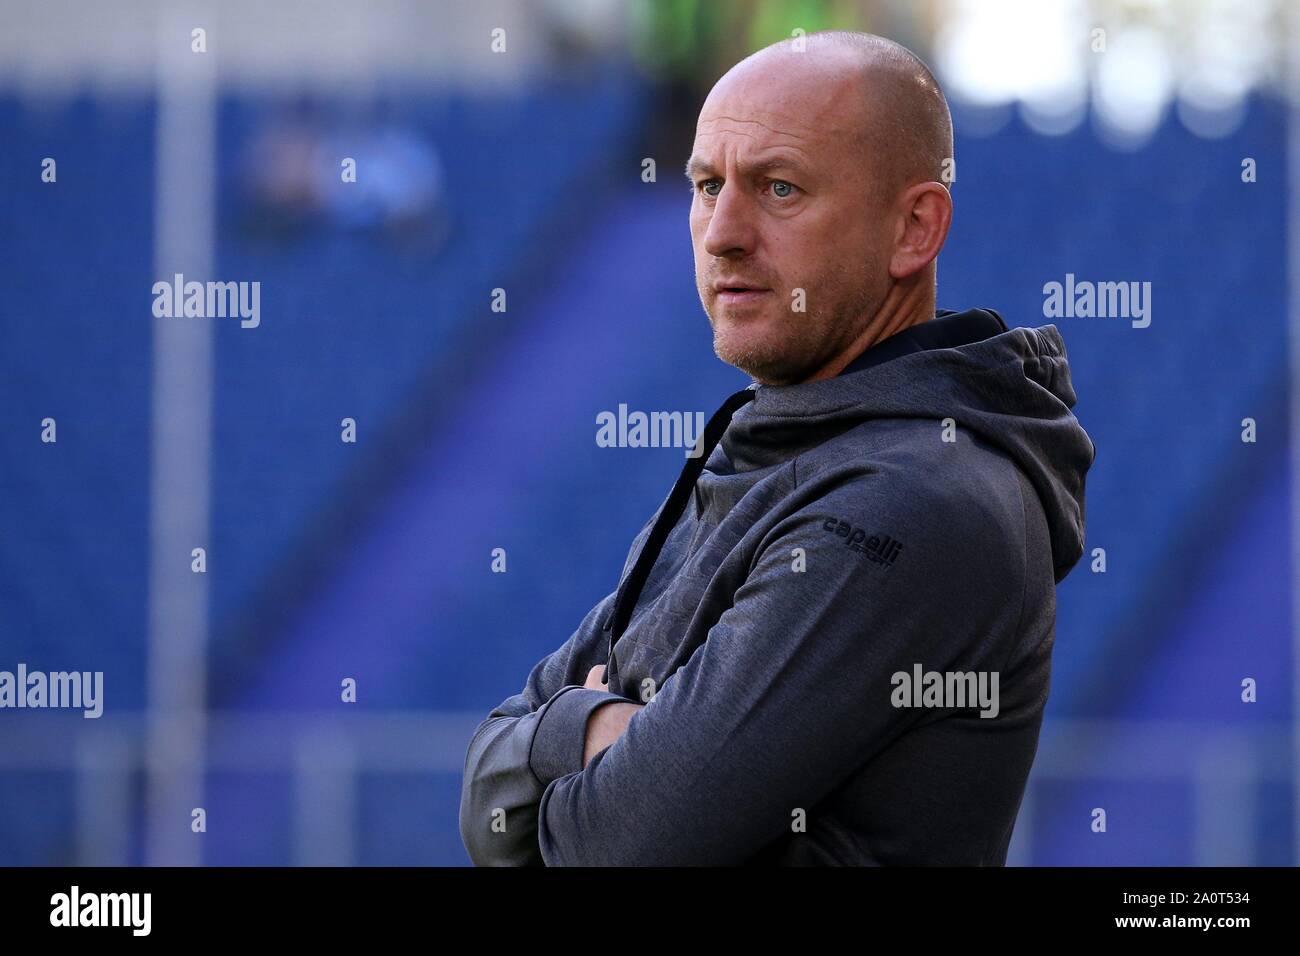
[535,472,1019,865]
[458,587,635,866]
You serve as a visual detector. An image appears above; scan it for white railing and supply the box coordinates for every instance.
[0,713,1288,866]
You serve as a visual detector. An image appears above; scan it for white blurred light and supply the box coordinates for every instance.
[1093,26,1174,148]
[936,0,1277,143]
[1177,76,1249,139]
[1021,0,1090,136]
[937,0,1087,107]
[1174,0,1276,138]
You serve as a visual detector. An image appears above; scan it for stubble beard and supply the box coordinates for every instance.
[702,261,878,386]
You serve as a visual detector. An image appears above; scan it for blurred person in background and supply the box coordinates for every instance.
[239,96,450,254]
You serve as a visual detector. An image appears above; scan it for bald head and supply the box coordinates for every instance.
[713,31,953,209]
[688,31,956,385]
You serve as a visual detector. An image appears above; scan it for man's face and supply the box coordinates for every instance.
[688,57,891,385]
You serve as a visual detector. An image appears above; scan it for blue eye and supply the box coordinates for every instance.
[693,178,794,199]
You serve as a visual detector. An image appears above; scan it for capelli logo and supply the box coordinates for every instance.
[821,518,904,566]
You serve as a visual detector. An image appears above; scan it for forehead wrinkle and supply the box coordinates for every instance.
[698,92,864,150]
[689,126,830,187]
[696,111,815,144]
[686,147,812,177]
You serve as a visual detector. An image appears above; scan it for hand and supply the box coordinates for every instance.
[581,664,644,766]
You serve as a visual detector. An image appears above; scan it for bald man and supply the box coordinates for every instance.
[460,31,1095,866]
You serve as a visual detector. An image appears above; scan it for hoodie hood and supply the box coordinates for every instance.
[718,316,1096,584]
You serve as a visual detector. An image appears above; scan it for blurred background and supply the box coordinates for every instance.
[0,0,1295,866]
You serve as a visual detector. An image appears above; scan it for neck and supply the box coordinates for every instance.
[798,280,934,384]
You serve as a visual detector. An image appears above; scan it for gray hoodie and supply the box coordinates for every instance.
[459,310,1095,865]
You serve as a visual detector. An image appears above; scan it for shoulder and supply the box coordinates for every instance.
[791,420,1027,544]
[769,453,1026,589]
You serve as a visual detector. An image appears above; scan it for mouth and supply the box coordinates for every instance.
[712,282,772,306]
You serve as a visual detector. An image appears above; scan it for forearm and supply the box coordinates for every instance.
[460,685,631,866]
[459,711,548,866]
[582,700,644,767]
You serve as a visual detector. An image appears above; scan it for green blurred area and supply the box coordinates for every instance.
[630,0,868,84]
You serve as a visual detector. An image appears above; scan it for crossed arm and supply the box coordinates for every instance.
[459,475,1002,866]
[457,585,641,866]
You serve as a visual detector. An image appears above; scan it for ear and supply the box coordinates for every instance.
[888,182,952,280]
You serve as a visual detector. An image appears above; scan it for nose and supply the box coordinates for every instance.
[701,181,757,259]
